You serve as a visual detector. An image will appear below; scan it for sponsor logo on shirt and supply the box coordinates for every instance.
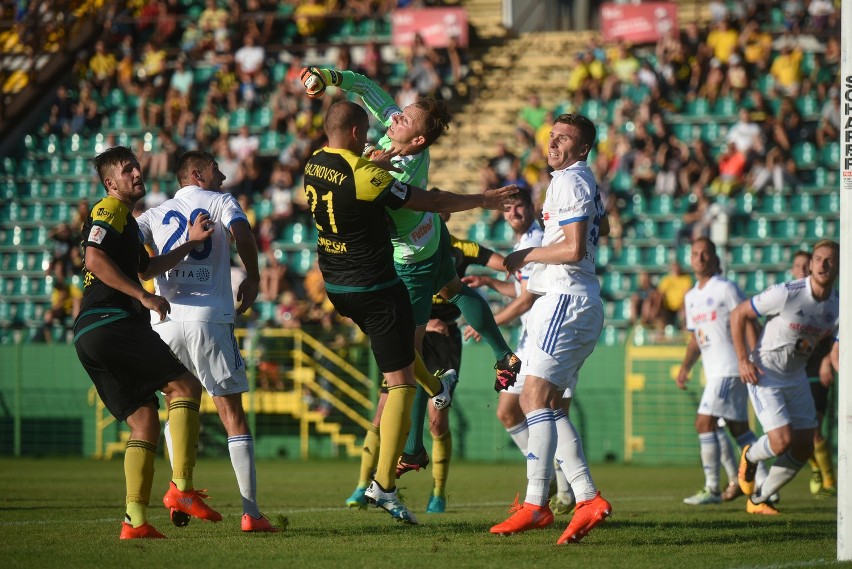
[390,180,408,200]
[318,236,347,254]
[89,226,106,244]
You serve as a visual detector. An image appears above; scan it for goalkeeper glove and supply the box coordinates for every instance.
[299,67,342,99]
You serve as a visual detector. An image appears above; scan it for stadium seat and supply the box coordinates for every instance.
[229,109,249,130]
[255,199,273,220]
[700,122,726,144]
[821,142,839,167]
[634,218,656,241]
[735,192,754,215]
[796,94,819,117]
[610,298,632,325]
[805,217,834,240]
[600,271,628,298]
[611,170,633,195]
[655,218,682,240]
[630,192,645,215]
[712,97,736,118]
[772,218,802,240]
[491,220,514,245]
[288,249,314,275]
[743,270,768,294]
[255,300,277,323]
[0,179,15,200]
[815,193,838,214]
[745,217,770,239]
[791,142,818,169]
[758,193,785,214]
[596,243,611,266]
[468,221,488,242]
[671,122,698,142]
[762,243,787,266]
[685,97,710,117]
[580,100,604,121]
[648,194,673,216]
[790,193,813,214]
[730,243,756,267]
[614,245,640,267]
[282,222,309,246]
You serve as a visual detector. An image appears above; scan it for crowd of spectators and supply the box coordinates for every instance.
[477,1,839,331]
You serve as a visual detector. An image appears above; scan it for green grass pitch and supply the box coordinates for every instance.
[0,458,844,568]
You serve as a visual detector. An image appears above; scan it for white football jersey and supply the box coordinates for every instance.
[684,275,744,378]
[751,277,839,384]
[513,220,544,330]
[527,161,604,298]
[137,185,248,323]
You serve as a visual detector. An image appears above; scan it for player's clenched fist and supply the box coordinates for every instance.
[299,67,342,99]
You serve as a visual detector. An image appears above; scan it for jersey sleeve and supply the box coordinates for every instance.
[353,157,411,209]
[136,209,153,244]
[339,70,401,126]
[220,193,250,228]
[554,172,596,226]
[750,282,788,318]
[84,198,129,251]
[723,280,746,310]
[450,235,491,265]
[683,290,696,331]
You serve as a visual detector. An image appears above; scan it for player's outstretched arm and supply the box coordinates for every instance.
[140,213,214,279]
[404,184,518,214]
[676,335,701,390]
[730,300,762,384]
[300,67,399,126]
[86,247,170,321]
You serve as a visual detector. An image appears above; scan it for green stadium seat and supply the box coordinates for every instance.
[0,179,15,200]
[613,245,640,267]
[677,243,691,266]
[255,300,277,323]
[229,108,249,129]
[762,243,787,266]
[491,220,514,244]
[800,51,818,75]
[255,199,273,220]
[281,222,309,246]
[821,142,839,167]
[629,192,645,215]
[700,122,726,143]
[743,270,768,294]
[758,193,785,214]
[0,300,17,325]
[611,170,633,195]
[108,88,125,108]
[815,193,839,214]
[23,226,47,247]
[252,107,271,129]
[634,218,656,241]
[16,158,35,178]
[609,298,632,325]
[648,194,673,215]
[745,217,770,239]
[580,100,604,121]
[596,243,611,266]
[685,97,710,117]
[271,62,288,83]
[735,192,755,215]
[790,193,813,214]
[0,226,18,247]
[288,249,314,274]
[468,221,488,242]
[772,218,802,240]
[5,275,27,297]
[712,97,736,118]
[647,244,668,267]
[796,94,819,116]
[672,122,698,142]
[791,142,817,169]
[600,271,628,298]
[730,243,756,267]
[805,217,834,240]
[655,218,682,240]
[0,202,19,223]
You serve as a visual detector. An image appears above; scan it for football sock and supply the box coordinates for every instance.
[358,424,380,487]
[716,429,738,482]
[554,409,596,502]
[374,384,415,490]
[402,385,429,456]
[412,352,442,397]
[698,432,721,493]
[813,439,836,488]
[228,434,259,518]
[449,284,512,360]
[506,421,529,455]
[745,434,777,463]
[754,451,805,502]
[735,430,768,487]
[168,397,201,491]
[432,430,451,493]
[554,462,571,496]
[524,408,556,507]
[124,439,156,528]
[163,421,174,469]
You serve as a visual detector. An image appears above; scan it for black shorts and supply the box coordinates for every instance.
[422,322,462,374]
[328,281,415,373]
[74,309,189,421]
[810,380,829,415]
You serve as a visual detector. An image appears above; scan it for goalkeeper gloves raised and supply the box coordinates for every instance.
[299,67,342,98]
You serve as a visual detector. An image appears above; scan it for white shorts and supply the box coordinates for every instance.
[697,375,749,422]
[747,375,818,432]
[506,325,569,399]
[152,320,248,397]
[519,293,603,395]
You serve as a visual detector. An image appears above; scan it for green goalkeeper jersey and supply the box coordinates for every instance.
[338,70,440,264]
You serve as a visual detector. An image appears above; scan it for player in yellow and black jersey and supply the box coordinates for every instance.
[303,101,518,524]
[73,146,220,539]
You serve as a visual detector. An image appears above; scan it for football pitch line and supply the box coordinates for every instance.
[730,560,840,569]
[0,495,677,526]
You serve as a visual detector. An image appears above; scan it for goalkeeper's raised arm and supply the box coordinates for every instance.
[301,66,400,127]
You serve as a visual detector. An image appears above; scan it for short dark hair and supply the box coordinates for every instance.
[92,146,138,189]
[793,249,811,262]
[554,113,597,150]
[812,239,839,257]
[177,150,215,185]
[414,96,451,146]
[510,186,533,207]
[325,100,368,137]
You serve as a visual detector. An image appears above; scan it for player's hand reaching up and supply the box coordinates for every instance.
[366,148,402,173]
[299,67,342,98]
[481,184,519,211]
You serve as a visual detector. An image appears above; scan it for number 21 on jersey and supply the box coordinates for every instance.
[305,184,337,233]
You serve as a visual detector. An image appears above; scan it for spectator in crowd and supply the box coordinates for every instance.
[769,42,803,97]
[88,39,117,94]
[726,107,764,157]
[815,87,840,148]
[656,260,693,329]
[630,271,661,327]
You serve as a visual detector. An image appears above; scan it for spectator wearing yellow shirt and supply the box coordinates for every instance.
[706,19,739,64]
[88,40,116,93]
[294,0,330,41]
[769,44,803,97]
[656,260,694,329]
[739,22,772,73]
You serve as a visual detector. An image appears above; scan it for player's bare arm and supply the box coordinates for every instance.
[404,184,518,214]
[730,300,763,384]
[676,335,701,390]
[504,220,588,274]
[140,212,214,279]
[85,247,171,321]
[231,218,261,314]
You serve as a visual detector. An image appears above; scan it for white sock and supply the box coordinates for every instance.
[716,429,738,482]
[506,421,529,456]
[164,421,174,470]
[554,461,572,495]
[745,434,777,463]
[228,434,260,517]
[524,409,555,506]
[753,452,805,503]
[554,409,596,502]
[699,432,720,493]
[735,430,768,487]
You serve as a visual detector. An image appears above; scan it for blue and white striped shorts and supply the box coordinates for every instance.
[519,293,603,394]
[698,375,749,422]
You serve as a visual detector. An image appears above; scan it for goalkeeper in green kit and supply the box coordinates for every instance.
[301,67,521,511]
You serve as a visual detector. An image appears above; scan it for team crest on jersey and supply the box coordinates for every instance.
[543,212,550,220]
[390,180,408,200]
[706,298,714,306]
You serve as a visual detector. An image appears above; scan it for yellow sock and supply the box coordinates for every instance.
[814,439,836,488]
[374,384,415,490]
[431,430,452,493]
[358,424,380,487]
[413,352,441,397]
[168,397,200,491]
[125,439,156,527]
